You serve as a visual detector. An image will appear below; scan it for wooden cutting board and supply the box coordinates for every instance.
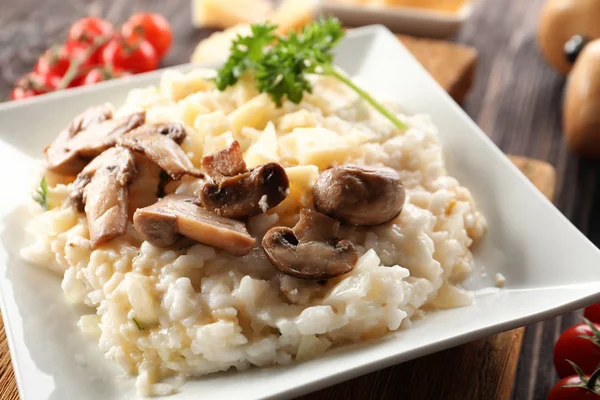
[0,36,556,400]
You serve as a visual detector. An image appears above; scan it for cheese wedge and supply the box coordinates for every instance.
[272,0,315,34]
[192,0,273,28]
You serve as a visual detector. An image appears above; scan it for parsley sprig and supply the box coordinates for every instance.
[132,317,144,331]
[216,18,407,131]
[33,177,49,210]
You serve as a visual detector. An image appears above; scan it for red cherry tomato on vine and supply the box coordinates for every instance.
[10,73,48,100]
[81,69,106,85]
[66,41,97,71]
[34,45,70,81]
[554,321,600,378]
[10,86,39,100]
[81,67,128,85]
[67,17,113,47]
[66,17,114,65]
[585,304,600,324]
[548,375,600,400]
[99,37,158,73]
[121,13,172,59]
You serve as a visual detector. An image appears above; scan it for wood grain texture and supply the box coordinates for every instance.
[0,0,598,399]
[397,34,477,103]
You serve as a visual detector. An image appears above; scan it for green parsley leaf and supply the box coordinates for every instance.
[215,18,407,130]
[33,177,49,210]
[215,22,277,91]
[132,317,144,331]
[255,18,343,106]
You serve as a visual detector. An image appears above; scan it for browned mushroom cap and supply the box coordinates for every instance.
[70,147,137,248]
[133,194,256,256]
[45,106,145,176]
[201,141,247,178]
[313,165,405,226]
[201,163,289,219]
[262,209,358,280]
[117,123,204,180]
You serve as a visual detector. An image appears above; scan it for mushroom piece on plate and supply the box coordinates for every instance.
[127,154,163,219]
[118,123,204,179]
[133,194,256,256]
[201,140,247,178]
[70,147,137,248]
[45,105,145,176]
[201,162,289,219]
[313,165,406,226]
[262,209,358,280]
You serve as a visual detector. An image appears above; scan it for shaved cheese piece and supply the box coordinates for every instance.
[244,122,279,168]
[272,0,315,34]
[279,127,354,169]
[191,24,252,64]
[228,93,277,134]
[192,0,273,29]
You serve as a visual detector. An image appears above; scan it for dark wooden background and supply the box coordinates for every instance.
[1,0,599,399]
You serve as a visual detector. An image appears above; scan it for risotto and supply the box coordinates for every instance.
[21,68,486,396]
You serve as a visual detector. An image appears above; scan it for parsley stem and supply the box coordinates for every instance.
[325,67,407,131]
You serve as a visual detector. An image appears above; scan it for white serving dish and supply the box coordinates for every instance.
[1,25,600,400]
[316,0,473,38]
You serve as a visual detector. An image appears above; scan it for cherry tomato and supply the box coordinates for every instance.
[10,86,39,100]
[34,45,70,81]
[554,321,600,378]
[585,304,600,324]
[10,73,48,100]
[81,69,105,85]
[65,41,97,70]
[99,37,158,73]
[66,17,114,65]
[121,13,172,59]
[67,17,113,47]
[548,375,600,400]
[81,67,128,85]
[68,75,85,88]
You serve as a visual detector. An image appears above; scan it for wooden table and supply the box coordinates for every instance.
[1,0,599,399]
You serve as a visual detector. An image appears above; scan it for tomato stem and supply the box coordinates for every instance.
[588,365,600,391]
[57,34,111,90]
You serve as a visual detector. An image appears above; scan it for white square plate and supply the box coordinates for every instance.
[316,0,473,38]
[1,26,600,400]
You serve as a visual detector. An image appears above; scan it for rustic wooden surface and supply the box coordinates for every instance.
[0,0,599,399]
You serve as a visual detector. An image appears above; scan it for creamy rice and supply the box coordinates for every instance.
[21,68,486,396]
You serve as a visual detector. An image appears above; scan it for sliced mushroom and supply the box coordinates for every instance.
[117,123,204,180]
[44,104,113,175]
[262,209,358,280]
[133,194,256,256]
[45,106,145,176]
[127,154,163,219]
[201,141,247,179]
[70,147,137,248]
[313,165,405,226]
[201,162,289,219]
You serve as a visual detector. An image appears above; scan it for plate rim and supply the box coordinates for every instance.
[1,24,600,399]
[317,0,473,22]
